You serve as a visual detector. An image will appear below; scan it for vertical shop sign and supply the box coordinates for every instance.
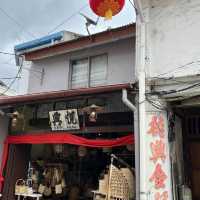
[147,114,171,200]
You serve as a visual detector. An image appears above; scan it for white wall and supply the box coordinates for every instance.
[0,116,8,164]
[142,0,200,78]
[28,38,135,93]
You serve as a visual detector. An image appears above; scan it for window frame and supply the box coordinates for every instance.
[69,54,108,89]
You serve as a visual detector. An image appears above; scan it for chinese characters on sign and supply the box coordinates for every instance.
[155,191,168,200]
[49,109,80,131]
[150,140,166,163]
[148,116,165,138]
[149,164,167,189]
[147,115,169,199]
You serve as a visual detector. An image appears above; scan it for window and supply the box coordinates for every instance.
[71,54,107,89]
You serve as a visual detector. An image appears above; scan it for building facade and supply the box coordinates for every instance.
[134,0,200,199]
[27,37,135,93]
[0,24,137,200]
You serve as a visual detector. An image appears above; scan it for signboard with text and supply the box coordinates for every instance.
[146,113,172,200]
[49,109,80,131]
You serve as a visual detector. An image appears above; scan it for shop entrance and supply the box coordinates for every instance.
[174,108,200,200]
[183,113,200,200]
[1,133,135,200]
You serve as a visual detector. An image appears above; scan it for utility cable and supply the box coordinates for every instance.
[153,60,200,78]
[0,77,21,80]
[0,6,36,38]
[0,51,16,56]
[146,96,166,111]
[148,81,200,96]
[128,0,138,12]
[48,3,88,34]
[0,63,23,96]
[0,62,43,74]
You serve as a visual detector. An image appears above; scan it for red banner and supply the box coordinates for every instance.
[0,132,134,191]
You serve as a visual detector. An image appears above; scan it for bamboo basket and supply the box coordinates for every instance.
[15,179,27,194]
[108,165,130,200]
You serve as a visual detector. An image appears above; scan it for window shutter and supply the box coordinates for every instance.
[71,59,88,89]
[90,54,107,87]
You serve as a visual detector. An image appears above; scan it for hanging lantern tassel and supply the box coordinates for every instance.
[89,0,125,20]
[105,9,113,20]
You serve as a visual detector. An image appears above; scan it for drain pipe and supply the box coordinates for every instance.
[122,88,139,200]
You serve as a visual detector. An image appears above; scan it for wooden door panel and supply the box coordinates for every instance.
[190,143,200,167]
[192,170,200,198]
[190,143,200,199]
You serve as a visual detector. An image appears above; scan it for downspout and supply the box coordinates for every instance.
[122,88,139,200]
[132,0,147,198]
[139,21,147,200]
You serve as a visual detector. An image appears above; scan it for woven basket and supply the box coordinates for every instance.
[15,179,27,194]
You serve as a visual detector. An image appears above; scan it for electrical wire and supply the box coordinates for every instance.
[1,61,44,81]
[47,3,88,34]
[149,81,200,96]
[154,60,200,78]
[0,65,23,95]
[149,77,190,84]
[146,96,166,111]
[128,0,137,11]
[0,6,36,38]
[0,77,21,80]
[0,51,16,56]
[0,62,43,74]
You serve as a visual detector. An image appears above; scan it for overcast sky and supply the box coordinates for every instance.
[0,0,136,94]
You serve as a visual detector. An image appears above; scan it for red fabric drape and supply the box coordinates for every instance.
[0,132,134,191]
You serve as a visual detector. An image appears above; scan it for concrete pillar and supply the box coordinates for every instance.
[140,98,173,199]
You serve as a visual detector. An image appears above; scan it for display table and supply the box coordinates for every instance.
[15,193,42,200]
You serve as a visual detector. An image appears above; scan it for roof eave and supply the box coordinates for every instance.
[22,24,135,61]
[0,83,135,107]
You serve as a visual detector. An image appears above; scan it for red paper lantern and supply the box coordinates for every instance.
[89,0,125,20]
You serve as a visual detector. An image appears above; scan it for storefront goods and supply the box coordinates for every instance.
[99,174,108,194]
[0,132,134,191]
[78,146,87,157]
[15,179,27,195]
[94,165,134,200]
[43,186,52,197]
[108,165,130,199]
[53,144,64,154]
[55,184,62,194]
[38,184,45,194]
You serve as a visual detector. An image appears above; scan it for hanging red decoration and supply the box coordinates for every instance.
[89,0,125,20]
